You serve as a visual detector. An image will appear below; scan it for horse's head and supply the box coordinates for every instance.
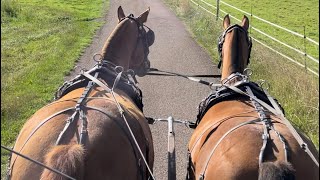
[101,6,154,76]
[218,14,252,82]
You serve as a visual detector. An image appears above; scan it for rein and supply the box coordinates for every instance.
[1,145,76,180]
[189,72,319,179]
[146,68,221,87]
[224,82,319,167]
[6,59,155,180]
[81,66,156,180]
[119,14,154,76]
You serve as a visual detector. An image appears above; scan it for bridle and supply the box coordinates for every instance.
[118,14,155,77]
[217,24,252,69]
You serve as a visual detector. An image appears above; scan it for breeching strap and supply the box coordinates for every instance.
[224,84,319,167]
[81,69,156,180]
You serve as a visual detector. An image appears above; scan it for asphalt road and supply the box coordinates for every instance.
[66,0,220,179]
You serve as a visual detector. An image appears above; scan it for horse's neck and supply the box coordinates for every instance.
[101,26,133,69]
[101,45,131,69]
[221,61,244,81]
[106,55,130,69]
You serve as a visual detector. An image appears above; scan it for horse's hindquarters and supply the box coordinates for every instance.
[10,95,154,180]
[10,100,77,180]
[188,101,319,180]
[83,99,153,179]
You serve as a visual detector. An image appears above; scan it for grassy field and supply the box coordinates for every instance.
[1,0,107,178]
[190,0,319,73]
[163,0,319,150]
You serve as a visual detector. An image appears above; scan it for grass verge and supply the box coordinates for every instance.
[1,0,108,178]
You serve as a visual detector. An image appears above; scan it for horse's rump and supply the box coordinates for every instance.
[10,89,153,180]
[188,100,318,179]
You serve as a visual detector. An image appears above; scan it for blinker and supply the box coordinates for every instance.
[143,25,155,46]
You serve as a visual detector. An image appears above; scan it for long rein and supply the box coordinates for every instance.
[146,68,319,167]
[2,62,156,180]
[2,66,318,179]
[81,65,156,179]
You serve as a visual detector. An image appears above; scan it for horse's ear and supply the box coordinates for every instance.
[223,14,230,30]
[137,7,150,24]
[241,15,249,31]
[118,6,125,21]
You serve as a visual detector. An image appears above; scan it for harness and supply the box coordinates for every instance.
[118,14,155,77]
[7,14,156,179]
[217,24,252,69]
[196,77,284,126]
[55,61,144,111]
[7,60,150,179]
[187,73,319,179]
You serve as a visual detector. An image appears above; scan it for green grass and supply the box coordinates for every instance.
[1,0,108,178]
[163,0,319,150]
[189,0,319,73]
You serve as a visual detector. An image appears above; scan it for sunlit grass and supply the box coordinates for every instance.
[185,0,319,73]
[1,0,108,178]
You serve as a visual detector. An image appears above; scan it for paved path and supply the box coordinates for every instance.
[66,0,220,179]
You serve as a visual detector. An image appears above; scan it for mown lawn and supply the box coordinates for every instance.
[163,0,319,150]
[1,0,108,178]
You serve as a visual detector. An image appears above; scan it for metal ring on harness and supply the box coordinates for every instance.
[257,79,270,91]
[93,53,103,63]
[115,66,124,74]
[243,68,253,76]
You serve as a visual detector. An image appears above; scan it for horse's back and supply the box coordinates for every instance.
[10,88,153,180]
[82,89,154,179]
[189,100,319,180]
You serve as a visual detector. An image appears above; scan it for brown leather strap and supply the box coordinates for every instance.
[224,84,319,167]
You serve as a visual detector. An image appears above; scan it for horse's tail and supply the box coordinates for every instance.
[40,144,85,180]
[258,161,295,180]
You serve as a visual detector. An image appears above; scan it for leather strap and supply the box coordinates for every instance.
[199,119,260,179]
[224,84,319,167]
[10,107,75,174]
[82,71,111,93]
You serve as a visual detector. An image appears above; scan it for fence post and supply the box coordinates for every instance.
[216,0,220,21]
[303,26,307,71]
[250,4,253,35]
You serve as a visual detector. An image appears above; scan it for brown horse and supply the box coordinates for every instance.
[187,14,319,180]
[9,6,155,180]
